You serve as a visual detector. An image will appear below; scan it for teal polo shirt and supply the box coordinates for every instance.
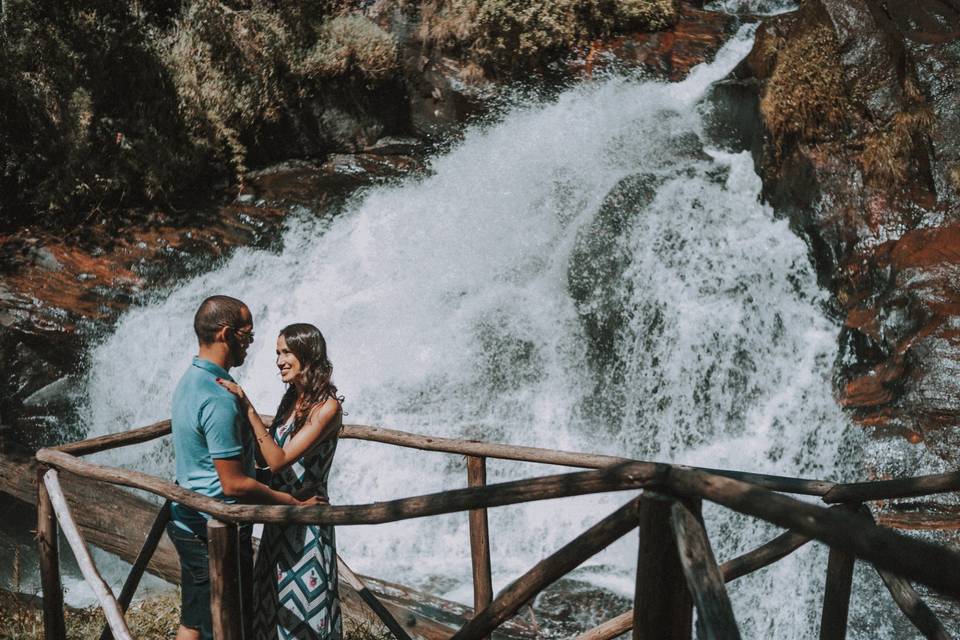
[170,357,254,535]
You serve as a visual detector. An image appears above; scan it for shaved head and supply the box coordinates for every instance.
[193,295,248,345]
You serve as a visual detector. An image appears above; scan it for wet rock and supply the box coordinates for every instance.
[736,0,960,455]
[568,1,745,81]
[0,202,289,447]
[242,149,426,210]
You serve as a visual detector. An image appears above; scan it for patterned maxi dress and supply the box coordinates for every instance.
[252,415,341,640]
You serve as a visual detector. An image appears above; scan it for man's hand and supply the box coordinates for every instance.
[296,496,329,507]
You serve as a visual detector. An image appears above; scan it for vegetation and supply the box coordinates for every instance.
[0,1,398,231]
[861,107,935,183]
[759,24,852,157]
[301,15,400,81]
[419,0,677,76]
[0,588,392,640]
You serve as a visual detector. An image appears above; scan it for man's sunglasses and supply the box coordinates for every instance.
[220,324,255,344]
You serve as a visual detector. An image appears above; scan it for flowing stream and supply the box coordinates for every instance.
[72,13,917,638]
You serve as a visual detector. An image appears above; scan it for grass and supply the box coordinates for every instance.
[419,0,677,77]
[759,24,852,156]
[300,15,400,82]
[0,588,394,640]
[0,589,181,640]
[861,107,935,183]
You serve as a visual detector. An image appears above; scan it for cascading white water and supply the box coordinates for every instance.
[81,20,908,638]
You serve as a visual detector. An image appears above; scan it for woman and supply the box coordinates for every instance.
[217,323,343,640]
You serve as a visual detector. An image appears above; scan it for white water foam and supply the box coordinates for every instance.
[81,24,897,637]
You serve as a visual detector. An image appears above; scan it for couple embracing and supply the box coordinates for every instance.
[167,295,343,640]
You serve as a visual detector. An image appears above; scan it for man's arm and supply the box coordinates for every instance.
[213,458,318,505]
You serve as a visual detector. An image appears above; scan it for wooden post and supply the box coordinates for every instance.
[338,556,415,640]
[467,456,493,617]
[42,470,134,640]
[37,466,66,640]
[670,500,741,640]
[633,491,692,640]
[208,519,243,640]
[819,546,855,640]
[575,610,633,640]
[451,497,641,640]
[100,501,171,640]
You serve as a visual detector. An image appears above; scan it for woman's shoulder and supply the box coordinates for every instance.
[308,395,342,421]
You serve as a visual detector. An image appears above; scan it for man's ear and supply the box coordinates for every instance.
[215,325,232,344]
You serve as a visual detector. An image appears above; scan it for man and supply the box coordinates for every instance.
[167,295,319,640]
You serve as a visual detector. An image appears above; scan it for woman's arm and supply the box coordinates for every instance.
[215,379,341,472]
[213,458,321,506]
[272,397,341,472]
[215,378,289,471]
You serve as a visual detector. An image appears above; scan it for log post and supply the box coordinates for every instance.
[670,500,741,640]
[338,556,415,640]
[37,466,66,640]
[208,519,243,640]
[819,546,855,640]
[100,501,171,640]
[451,497,641,640]
[633,491,693,640]
[467,455,493,617]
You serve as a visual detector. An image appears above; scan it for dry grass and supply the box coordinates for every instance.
[0,589,181,640]
[0,589,394,640]
[300,15,400,81]
[419,0,677,76]
[862,107,935,183]
[759,24,852,156]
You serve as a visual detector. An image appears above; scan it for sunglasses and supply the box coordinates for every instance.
[221,323,255,344]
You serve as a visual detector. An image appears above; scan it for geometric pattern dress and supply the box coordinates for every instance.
[252,415,342,640]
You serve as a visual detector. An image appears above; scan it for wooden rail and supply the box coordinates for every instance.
[31,421,960,640]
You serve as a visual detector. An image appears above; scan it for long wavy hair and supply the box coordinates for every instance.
[271,323,343,435]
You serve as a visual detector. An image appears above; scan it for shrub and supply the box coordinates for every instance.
[300,15,400,82]
[0,0,205,228]
[759,24,852,156]
[164,0,294,179]
[861,107,935,183]
[419,0,676,76]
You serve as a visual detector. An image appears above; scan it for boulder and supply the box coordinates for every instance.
[736,0,960,454]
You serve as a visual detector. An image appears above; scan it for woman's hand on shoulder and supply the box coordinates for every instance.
[215,378,249,407]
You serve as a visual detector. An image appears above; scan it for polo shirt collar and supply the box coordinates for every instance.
[192,356,234,381]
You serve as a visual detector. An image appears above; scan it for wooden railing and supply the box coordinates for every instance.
[34,418,960,640]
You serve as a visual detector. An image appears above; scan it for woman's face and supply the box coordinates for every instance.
[276,335,303,384]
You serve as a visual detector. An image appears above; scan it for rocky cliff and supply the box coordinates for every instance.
[1,0,737,448]
[728,0,960,460]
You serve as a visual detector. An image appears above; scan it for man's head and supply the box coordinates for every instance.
[193,295,254,368]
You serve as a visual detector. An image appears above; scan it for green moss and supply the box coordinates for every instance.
[760,24,852,155]
[420,0,676,76]
[300,16,400,82]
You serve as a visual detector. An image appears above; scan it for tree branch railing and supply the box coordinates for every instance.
[33,421,960,640]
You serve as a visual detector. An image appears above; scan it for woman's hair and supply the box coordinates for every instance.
[271,323,343,434]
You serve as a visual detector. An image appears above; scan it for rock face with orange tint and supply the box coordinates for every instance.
[734,0,960,456]
[569,1,742,81]
[0,151,424,449]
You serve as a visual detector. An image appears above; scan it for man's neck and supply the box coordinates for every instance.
[197,343,231,372]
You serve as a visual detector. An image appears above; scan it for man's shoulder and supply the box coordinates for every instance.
[172,366,237,426]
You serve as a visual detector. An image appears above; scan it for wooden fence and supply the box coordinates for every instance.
[34,418,960,640]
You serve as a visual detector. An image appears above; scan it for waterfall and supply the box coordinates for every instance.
[81,21,903,638]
